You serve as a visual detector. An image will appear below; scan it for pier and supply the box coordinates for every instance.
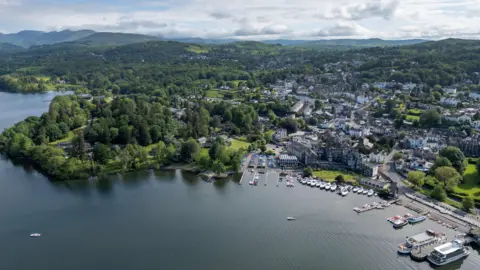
[353,199,399,213]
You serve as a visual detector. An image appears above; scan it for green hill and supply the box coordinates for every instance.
[73,32,161,47]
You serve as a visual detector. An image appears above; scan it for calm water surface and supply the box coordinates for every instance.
[0,92,479,270]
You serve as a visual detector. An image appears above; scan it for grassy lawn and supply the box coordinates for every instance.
[49,127,85,145]
[313,170,357,182]
[406,114,420,122]
[229,139,250,151]
[205,90,224,98]
[455,164,480,198]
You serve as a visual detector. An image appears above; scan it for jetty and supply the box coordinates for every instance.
[353,201,393,213]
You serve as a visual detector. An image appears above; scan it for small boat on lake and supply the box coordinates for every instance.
[362,189,368,195]
[341,189,349,196]
[393,219,408,229]
[407,215,427,224]
[287,217,296,221]
[325,183,331,190]
[352,187,358,193]
[357,187,363,194]
[319,182,326,189]
[330,183,337,191]
[367,189,374,196]
[30,233,41,238]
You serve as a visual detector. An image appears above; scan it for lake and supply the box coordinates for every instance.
[0,92,479,270]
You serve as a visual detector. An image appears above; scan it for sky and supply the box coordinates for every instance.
[1,0,480,39]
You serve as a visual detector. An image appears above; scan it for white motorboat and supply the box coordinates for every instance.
[249,181,254,185]
[362,189,368,195]
[319,182,326,189]
[357,187,363,194]
[367,189,374,196]
[316,181,321,187]
[341,189,349,196]
[30,233,41,237]
[301,179,307,185]
[330,183,337,191]
[374,193,378,197]
[325,183,331,190]
[287,217,296,221]
[352,187,358,193]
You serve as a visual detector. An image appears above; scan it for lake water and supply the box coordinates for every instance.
[0,92,479,270]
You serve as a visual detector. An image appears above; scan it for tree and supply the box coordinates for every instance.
[434,166,461,191]
[93,143,111,165]
[71,132,86,160]
[212,160,226,174]
[477,159,480,178]
[260,144,267,153]
[335,175,344,183]
[462,196,475,212]
[153,142,167,165]
[303,166,313,177]
[282,118,298,133]
[407,171,425,188]
[431,185,447,201]
[439,146,466,174]
[420,109,441,127]
[385,99,395,113]
[393,152,403,161]
[181,138,201,162]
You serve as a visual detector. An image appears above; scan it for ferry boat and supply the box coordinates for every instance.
[427,240,470,266]
[397,230,446,254]
[325,183,331,190]
[408,215,427,224]
[319,182,326,189]
[330,183,337,191]
[367,189,374,196]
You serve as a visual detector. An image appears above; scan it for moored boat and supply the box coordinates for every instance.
[427,240,469,266]
[357,187,363,194]
[330,183,337,191]
[367,189,374,196]
[397,230,446,254]
[325,183,331,190]
[393,219,408,229]
[30,233,41,237]
[362,189,368,195]
[408,215,427,224]
[341,189,349,196]
[352,187,358,193]
[319,182,326,189]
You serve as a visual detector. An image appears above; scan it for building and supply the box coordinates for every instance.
[469,92,480,100]
[356,95,369,104]
[278,155,298,167]
[408,137,427,149]
[443,87,457,95]
[273,129,288,141]
[440,97,458,106]
[369,152,386,164]
[291,101,304,113]
[359,178,390,190]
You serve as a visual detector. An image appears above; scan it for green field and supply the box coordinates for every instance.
[186,45,209,53]
[49,127,85,145]
[205,90,224,98]
[455,164,480,198]
[229,139,250,151]
[313,170,357,182]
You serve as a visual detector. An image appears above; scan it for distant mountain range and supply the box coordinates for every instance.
[0,29,429,49]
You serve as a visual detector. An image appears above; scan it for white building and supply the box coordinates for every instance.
[274,129,288,141]
[473,120,480,129]
[444,114,471,124]
[440,97,458,106]
[356,95,370,104]
[443,87,457,95]
[369,152,386,164]
[402,83,417,91]
[374,82,388,89]
[278,155,298,167]
[291,101,304,113]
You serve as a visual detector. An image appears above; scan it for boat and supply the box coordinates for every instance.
[408,215,427,224]
[427,240,470,266]
[319,182,326,189]
[367,189,374,196]
[30,233,41,237]
[357,187,363,194]
[374,193,378,197]
[325,183,331,190]
[404,213,413,219]
[397,230,446,254]
[362,189,368,195]
[287,217,296,221]
[352,187,358,193]
[393,219,409,229]
[249,181,254,185]
[341,189,349,196]
[330,183,337,191]
[301,179,307,185]
[316,181,321,188]
[387,215,403,223]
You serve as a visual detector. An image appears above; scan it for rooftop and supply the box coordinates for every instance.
[434,240,462,255]
[408,232,434,244]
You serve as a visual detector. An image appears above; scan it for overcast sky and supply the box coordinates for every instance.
[1,0,479,39]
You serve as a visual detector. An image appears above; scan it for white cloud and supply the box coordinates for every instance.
[1,0,480,39]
